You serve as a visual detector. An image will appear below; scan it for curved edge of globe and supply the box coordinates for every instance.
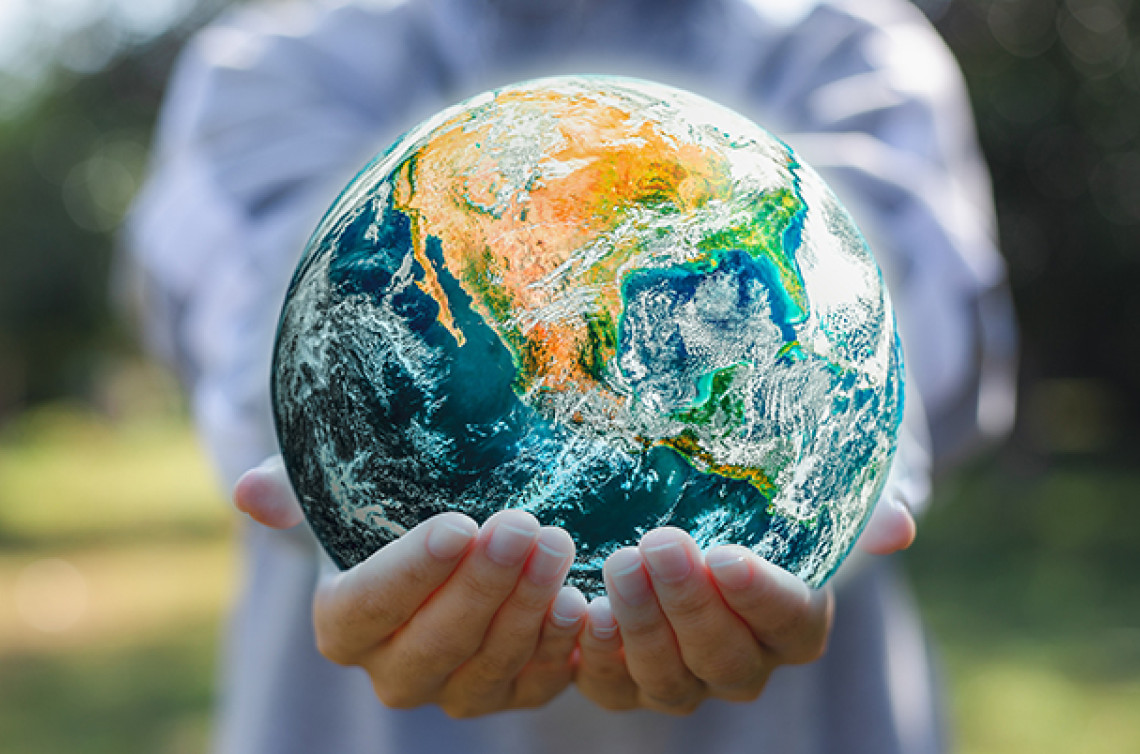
[807,326,906,590]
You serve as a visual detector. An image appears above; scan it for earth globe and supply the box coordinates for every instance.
[271,75,904,596]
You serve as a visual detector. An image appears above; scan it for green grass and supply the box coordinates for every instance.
[1,399,1138,753]
[0,619,219,754]
[0,402,228,548]
[0,402,233,754]
[905,458,1140,754]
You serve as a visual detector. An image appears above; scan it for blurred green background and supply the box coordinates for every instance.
[0,1,1137,752]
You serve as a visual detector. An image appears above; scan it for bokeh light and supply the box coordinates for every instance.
[987,0,1059,58]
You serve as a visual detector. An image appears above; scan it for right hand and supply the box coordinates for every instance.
[234,457,588,718]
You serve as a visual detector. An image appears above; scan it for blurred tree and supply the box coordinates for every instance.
[934,0,1140,457]
[0,58,152,415]
[0,1,230,421]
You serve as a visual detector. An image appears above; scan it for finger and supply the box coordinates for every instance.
[574,596,640,711]
[233,456,304,529]
[603,546,706,713]
[539,585,590,664]
[443,526,574,716]
[511,585,588,708]
[858,496,917,554]
[312,511,477,664]
[371,509,540,707]
[637,528,769,701]
[705,545,834,665]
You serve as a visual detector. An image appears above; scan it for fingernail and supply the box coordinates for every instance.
[427,518,477,560]
[588,596,618,640]
[592,623,617,640]
[707,547,753,590]
[550,587,585,629]
[641,540,692,583]
[551,610,580,629]
[486,522,538,567]
[528,539,572,585]
[607,548,652,606]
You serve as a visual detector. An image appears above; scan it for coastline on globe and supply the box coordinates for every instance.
[271,75,905,596]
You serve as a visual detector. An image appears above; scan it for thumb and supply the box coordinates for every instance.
[233,455,305,529]
[857,496,916,555]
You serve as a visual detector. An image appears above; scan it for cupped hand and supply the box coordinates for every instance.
[575,528,833,714]
[234,458,915,717]
[573,492,917,714]
[233,457,588,718]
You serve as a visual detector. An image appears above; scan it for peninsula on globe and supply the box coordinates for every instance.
[271,76,904,595]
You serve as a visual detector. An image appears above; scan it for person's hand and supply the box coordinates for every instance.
[234,457,589,717]
[234,457,916,717]
[572,497,917,714]
[573,528,832,713]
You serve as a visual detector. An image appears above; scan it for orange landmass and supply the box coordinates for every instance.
[391,87,731,399]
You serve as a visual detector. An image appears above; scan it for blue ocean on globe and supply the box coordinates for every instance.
[271,76,904,595]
